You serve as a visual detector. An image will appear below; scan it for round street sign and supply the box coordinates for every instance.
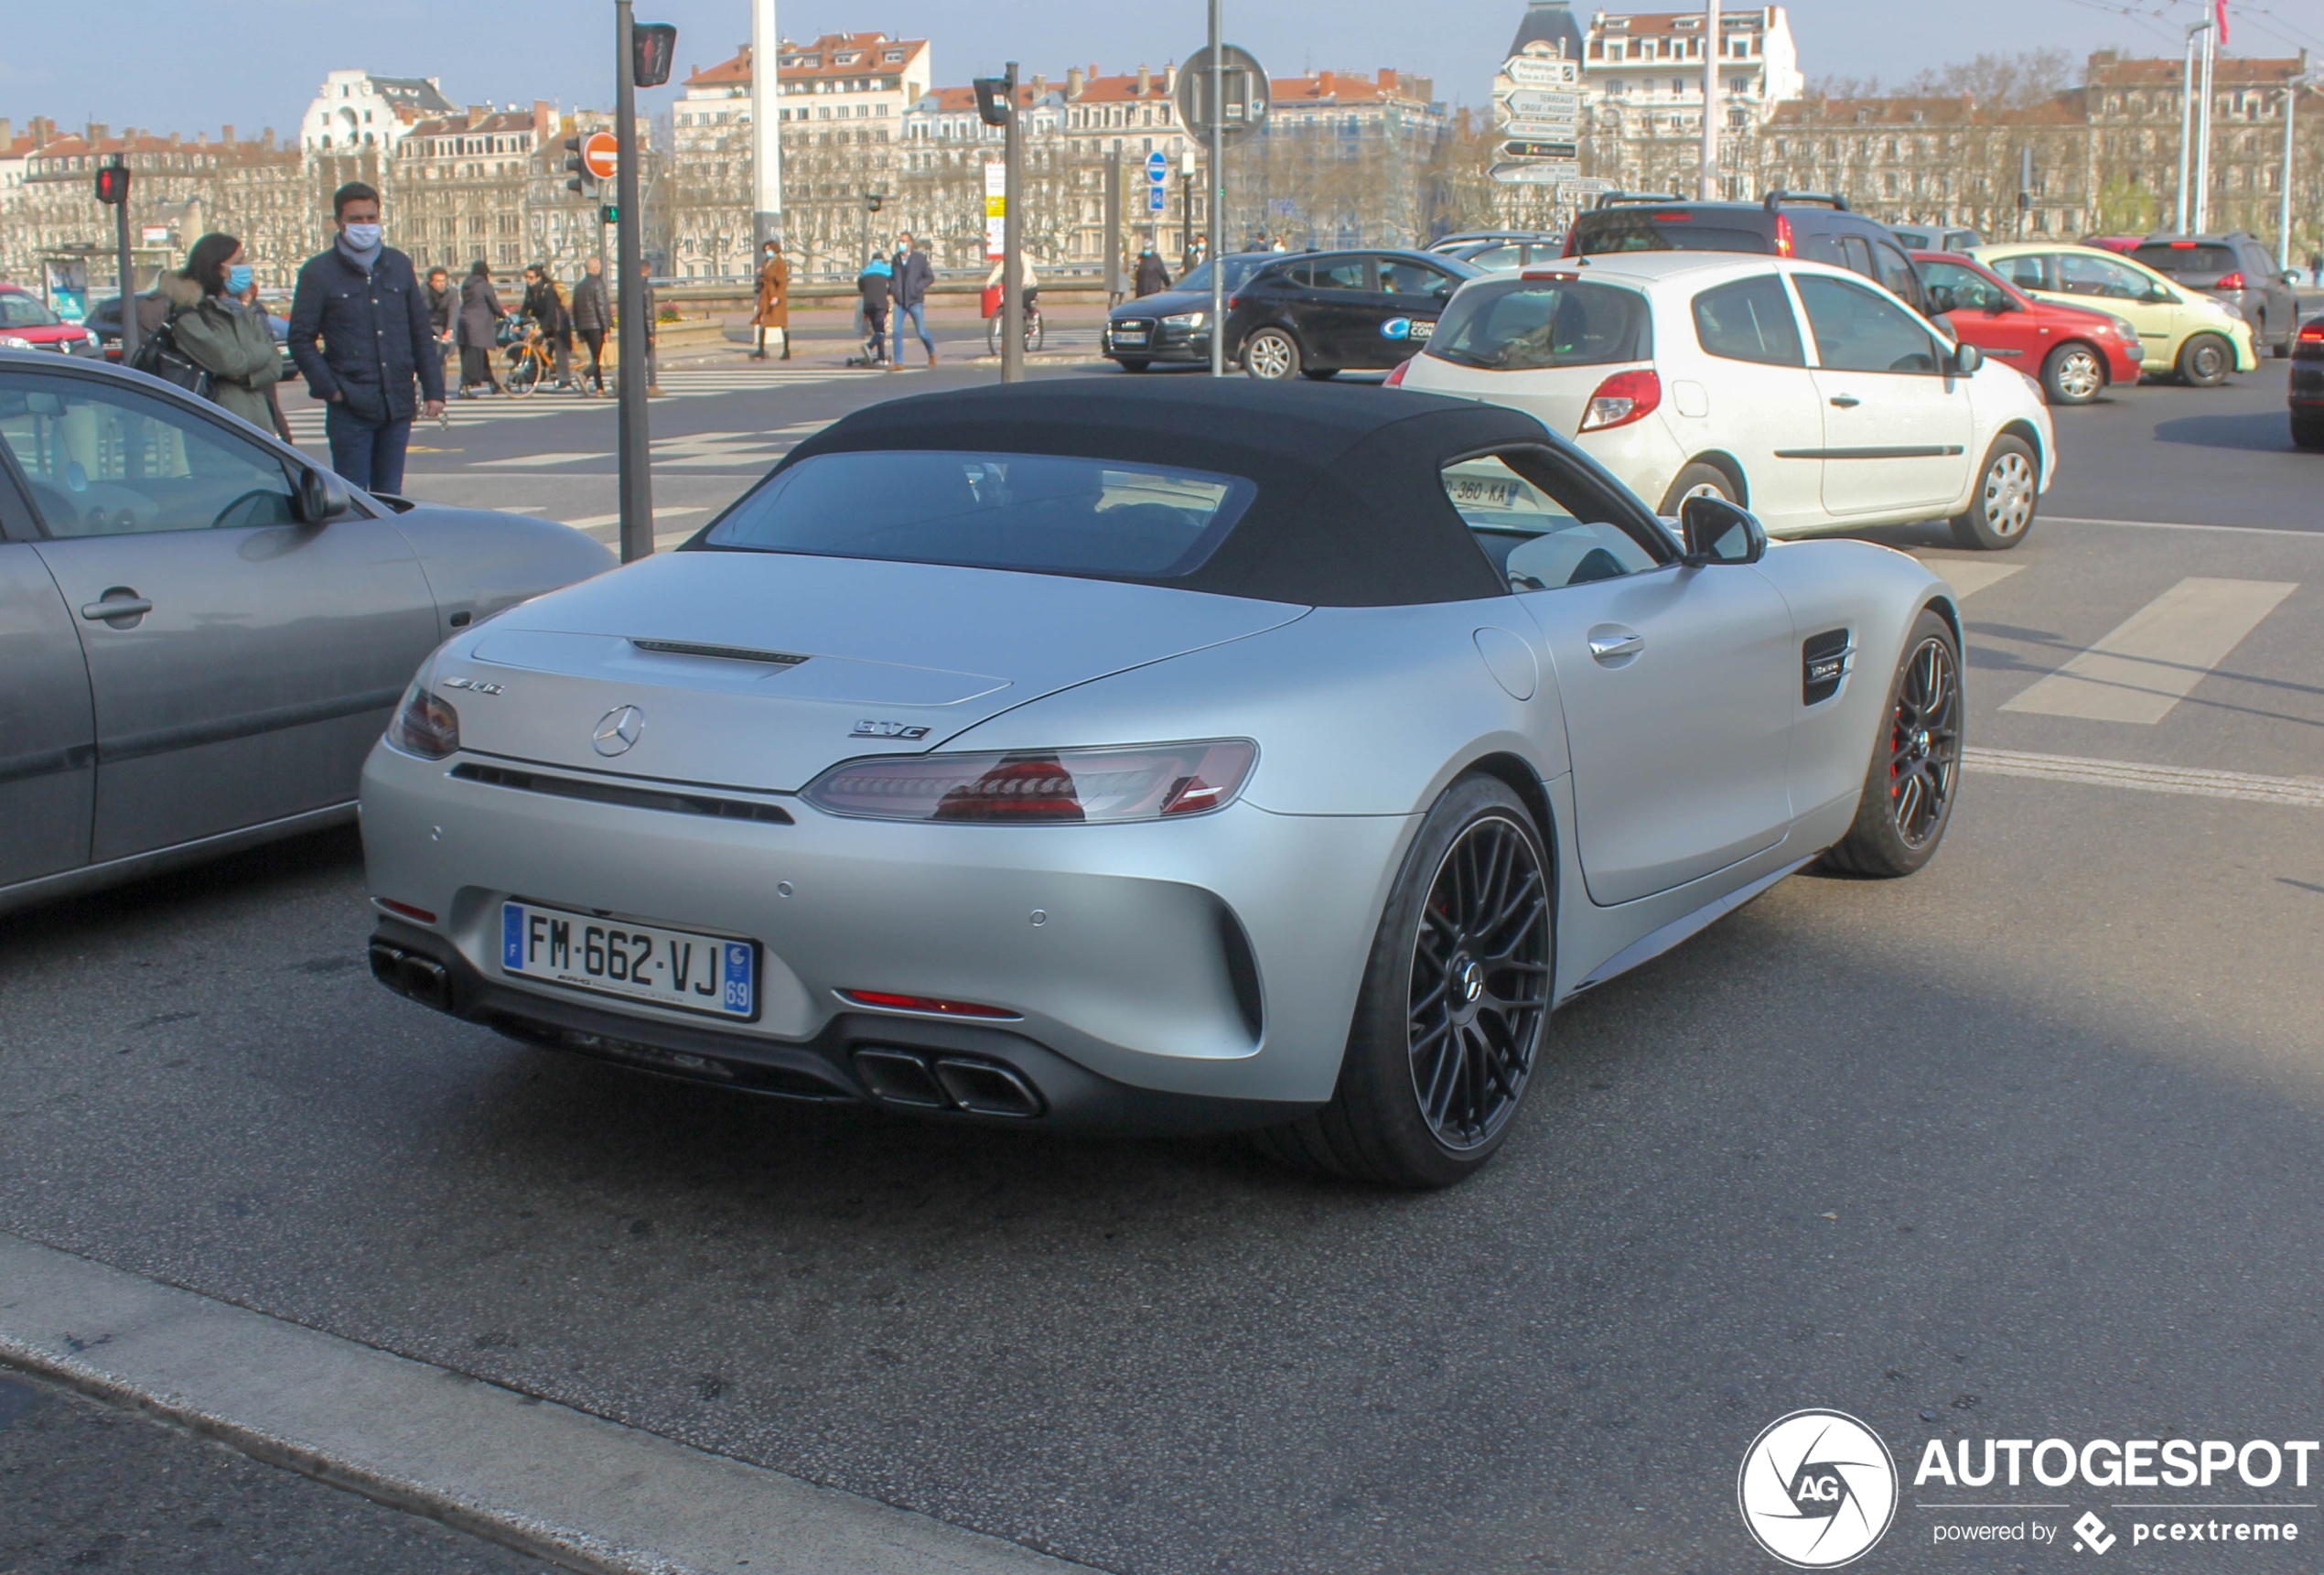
[1146,150,1169,182]
[582,131,619,181]
[1175,44,1271,146]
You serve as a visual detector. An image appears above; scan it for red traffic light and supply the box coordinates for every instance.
[93,162,132,205]
[631,22,676,88]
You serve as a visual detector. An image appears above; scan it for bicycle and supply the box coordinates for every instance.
[502,318,559,398]
[985,291,1045,357]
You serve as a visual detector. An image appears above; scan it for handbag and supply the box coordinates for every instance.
[129,320,214,400]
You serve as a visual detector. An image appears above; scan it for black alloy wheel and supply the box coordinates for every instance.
[1253,774,1554,1188]
[1406,813,1553,1149]
[1819,609,1964,879]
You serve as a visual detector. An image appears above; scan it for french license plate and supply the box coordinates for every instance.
[1114,328,1148,343]
[500,901,757,1021]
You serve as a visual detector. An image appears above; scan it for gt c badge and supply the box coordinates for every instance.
[852,719,931,739]
[593,706,646,756]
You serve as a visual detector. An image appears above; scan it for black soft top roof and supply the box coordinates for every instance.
[774,379,1550,607]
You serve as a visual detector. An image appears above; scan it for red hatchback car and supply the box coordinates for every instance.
[1913,251,2146,405]
[0,286,101,357]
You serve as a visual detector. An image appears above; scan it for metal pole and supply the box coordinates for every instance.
[2280,81,2297,270]
[2193,23,2215,233]
[1103,146,1122,305]
[2176,27,2198,232]
[615,0,654,564]
[1001,62,1024,383]
[749,0,783,256]
[112,166,139,366]
[1699,0,1720,200]
[1207,0,1225,377]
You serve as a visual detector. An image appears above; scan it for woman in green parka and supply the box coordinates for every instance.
[160,232,283,435]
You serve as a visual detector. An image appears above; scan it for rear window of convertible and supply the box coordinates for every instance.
[698,450,1258,578]
[1426,278,1649,372]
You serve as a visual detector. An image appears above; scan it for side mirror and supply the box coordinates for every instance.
[296,463,351,523]
[1679,494,1767,566]
[1951,340,1984,375]
[1925,284,1958,315]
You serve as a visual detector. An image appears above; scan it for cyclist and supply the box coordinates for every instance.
[520,264,573,389]
[983,253,1041,344]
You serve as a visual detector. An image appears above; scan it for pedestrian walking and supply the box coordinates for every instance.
[571,255,609,394]
[521,263,572,387]
[1186,233,1210,273]
[888,232,937,368]
[286,181,443,495]
[2309,251,2322,288]
[233,264,297,444]
[156,232,282,436]
[856,252,892,366]
[456,260,505,396]
[1134,244,1170,297]
[424,265,458,386]
[750,240,790,360]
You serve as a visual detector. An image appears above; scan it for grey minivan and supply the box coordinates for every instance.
[2132,233,2303,357]
[0,351,611,913]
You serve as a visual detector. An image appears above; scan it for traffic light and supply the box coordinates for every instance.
[973,73,1016,128]
[631,23,676,88]
[601,203,619,225]
[564,135,591,197]
[93,159,131,206]
[866,194,886,214]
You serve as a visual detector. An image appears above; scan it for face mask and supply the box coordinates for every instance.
[342,221,382,250]
[226,264,253,295]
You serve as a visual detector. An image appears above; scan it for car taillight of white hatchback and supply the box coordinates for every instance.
[803,740,1255,825]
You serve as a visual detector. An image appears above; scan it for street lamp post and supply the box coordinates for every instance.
[2193,21,2216,232]
[1207,0,1225,377]
[1180,147,1197,271]
[1001,61,1025,383]
[1699,0,1721,200]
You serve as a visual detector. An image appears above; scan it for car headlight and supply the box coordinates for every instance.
[1162,310,1206,329]
[803,739,1256,824]
[0,334,31,351]
[384,675,460,760]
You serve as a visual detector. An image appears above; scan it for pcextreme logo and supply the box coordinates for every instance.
[1738,1409,1899,1569]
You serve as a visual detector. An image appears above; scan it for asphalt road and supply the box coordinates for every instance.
[3,352,2320,1573]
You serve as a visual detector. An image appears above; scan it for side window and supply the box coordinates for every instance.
[1868,241,1923,309]
[1296,257,1370,292]
[1994,254,2052,292]
[1692,275,1807,367]
[1443,452,1663,593]
[1381,259,1456,297]
[1838,235,1878,282]
[1468,244,1521,271]
[0,372,298,539]
[1794,275,1941,375]
[1917,260,2005,314]
[2057,253,2151,301]
[1795,231,1846,267]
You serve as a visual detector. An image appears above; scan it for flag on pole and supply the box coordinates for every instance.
[2213,0,2229,44]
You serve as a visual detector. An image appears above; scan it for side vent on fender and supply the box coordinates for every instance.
[1802,629,1853,706]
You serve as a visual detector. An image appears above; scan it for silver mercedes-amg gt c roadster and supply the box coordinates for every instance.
[362,380,1963,1187]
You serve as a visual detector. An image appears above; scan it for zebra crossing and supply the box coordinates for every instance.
[277,363,885,448]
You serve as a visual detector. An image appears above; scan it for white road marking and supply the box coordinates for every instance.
[1966,748,2324,809]
[1921,560,2025,599]
[0,1233,1081,1575]
[2044,514,2324,542]
[1997,577,2297,724]
[566,505,709,530]
[474,451,603,468]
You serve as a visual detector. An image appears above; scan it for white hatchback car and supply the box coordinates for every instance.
[1393,252,2058,550]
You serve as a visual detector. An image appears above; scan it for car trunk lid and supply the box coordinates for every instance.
[448,549,1306,791]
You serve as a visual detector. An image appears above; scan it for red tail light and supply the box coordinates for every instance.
[839,989,1019,1019]
[1225,294,1242,309]
[1774,215,1795,257]
[1384,356,1413,386]
[2215,271,2245,291]
[1578,369,1662,433]
[2299,321,2324,342]
[803,740,1257,825]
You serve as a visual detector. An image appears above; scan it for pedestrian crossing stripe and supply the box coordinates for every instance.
[278,365,884,445]
[1998,577,2297,725]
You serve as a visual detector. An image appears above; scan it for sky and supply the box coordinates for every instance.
[5,0,2318,141]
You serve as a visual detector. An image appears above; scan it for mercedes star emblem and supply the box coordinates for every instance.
[592,705,645,757]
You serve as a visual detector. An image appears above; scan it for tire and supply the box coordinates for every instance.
[1253,775,1554,1190]
[2293,413,2324,451]
[2177,332,2232,387]
[1242,327,1302,380]
[2039,342,2104,405]
[1115,357,1151,372]
[1947,435,2038,550]
[1816,609,1964,879]
[1301,368,1339,381]
[1655,460,1739,514]
[506,353,541,398]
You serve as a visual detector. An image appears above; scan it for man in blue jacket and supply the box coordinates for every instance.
[888,232,936,368]
[287,182,445,493]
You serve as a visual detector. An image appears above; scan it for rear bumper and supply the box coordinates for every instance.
[2288,362,2324,408]
[360,741,1416,1114]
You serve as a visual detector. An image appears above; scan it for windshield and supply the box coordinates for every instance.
[2133,243,2238,277]
[1175,256,1267,296]
[0,295,59,329]
[1426,279,1650,372]
[1571,213,1772,256]
[699,450,1257,580]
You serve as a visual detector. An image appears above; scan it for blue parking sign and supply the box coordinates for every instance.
[1147,186,1168,213]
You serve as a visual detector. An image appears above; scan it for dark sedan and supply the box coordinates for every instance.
[1226,250,1482,381]
[1102,254,1274,372]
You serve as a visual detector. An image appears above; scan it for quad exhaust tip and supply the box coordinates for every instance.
[852,1047,1045,1117]
[369,942,452,1012]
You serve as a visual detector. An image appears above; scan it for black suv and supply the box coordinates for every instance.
[2130,233,2302,358]
[1225,250,1482,379]
[1565,191,1931,315]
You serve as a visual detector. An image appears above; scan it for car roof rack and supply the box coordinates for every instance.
[1593,191,1684,210]
[1763,189,1851,212]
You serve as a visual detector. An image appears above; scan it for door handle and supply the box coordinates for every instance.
[1827,394,1861,408]
[1588,631,1644,663]
[81,594,153,621]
